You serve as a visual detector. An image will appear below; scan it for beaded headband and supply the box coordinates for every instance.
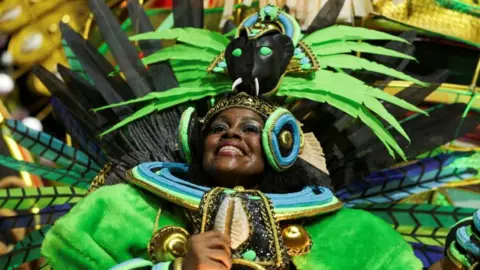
[203,92,276,127]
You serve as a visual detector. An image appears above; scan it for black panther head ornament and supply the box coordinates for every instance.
[224,29,294,96]
[207,5,317,97]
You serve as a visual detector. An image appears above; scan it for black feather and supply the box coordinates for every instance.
[126,0,178,91]
[306,0,346,34]
[173,0,204,28]
[88,0,151,97]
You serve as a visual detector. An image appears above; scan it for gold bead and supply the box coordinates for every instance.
[234,186,245,191]
[281,225,312,256]
[148,226,190,263]
[48,24,58,33]
[61,15,71,24]
[279,130,293,150]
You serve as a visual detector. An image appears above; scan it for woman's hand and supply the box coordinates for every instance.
[183,231,232,270]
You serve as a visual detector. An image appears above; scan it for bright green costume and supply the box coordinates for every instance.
[42,184,421,269]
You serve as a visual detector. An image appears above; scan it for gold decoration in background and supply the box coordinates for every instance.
[0,0,90,95]
[373,0,480,45]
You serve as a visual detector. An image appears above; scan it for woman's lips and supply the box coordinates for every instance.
[217,145,244,156]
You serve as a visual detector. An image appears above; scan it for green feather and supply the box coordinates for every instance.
[130,28,229,52]
[3,120,101,178]
[303,25,409,45]
[141,44,216,66]
[98,86,232,135]
[61,40,91,82]
[279,70,426,155]
[312,41,416,60]
[0,187,86,211]
[0,156,91,189]
[317,54,427,86]
[278,87,403,158]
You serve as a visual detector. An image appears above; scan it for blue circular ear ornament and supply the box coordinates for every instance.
[262,108,302,172]
[178,107,196,164]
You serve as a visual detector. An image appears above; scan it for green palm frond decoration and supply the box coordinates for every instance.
[356,203,476,246]
[95,84,232,134]
[0,156,90,188]
[0,187,86,211]
[2,120,101,179]
[0,226,48,270]
[129,27,230,53]
[100,24,428,159]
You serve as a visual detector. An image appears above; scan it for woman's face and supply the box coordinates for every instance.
[202,108,265,188]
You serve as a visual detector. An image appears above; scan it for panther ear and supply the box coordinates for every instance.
[274,34,294,72]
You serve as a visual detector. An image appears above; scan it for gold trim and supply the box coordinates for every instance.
[172,257,184,270]
[275,200,344,221]
[126,169,200,210]
[87,162,112,194]
[257,192,284,268]
[232,259,267,270]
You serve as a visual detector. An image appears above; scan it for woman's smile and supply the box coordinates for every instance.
[216,141,247,157]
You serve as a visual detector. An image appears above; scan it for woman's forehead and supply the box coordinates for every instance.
[214,108,264,122]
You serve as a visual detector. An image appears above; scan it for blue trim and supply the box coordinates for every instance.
[134,162,334,209]
[271,114,301,167]
[152,262,172,270]
[278,14,293,38]
[109,258,153,270]
[474,210,480,231]
[243,14,259,28]
[457,226,480,256]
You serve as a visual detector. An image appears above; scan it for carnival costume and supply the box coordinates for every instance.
[0,0,479,269]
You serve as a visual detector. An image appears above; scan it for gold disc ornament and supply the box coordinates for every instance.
[148,226,190,263]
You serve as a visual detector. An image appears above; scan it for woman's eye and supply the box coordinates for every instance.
[211,125,227,134]
[243,125,260,134]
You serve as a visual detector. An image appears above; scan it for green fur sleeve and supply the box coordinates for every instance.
[293,208,422,270]
[41,184,187,269]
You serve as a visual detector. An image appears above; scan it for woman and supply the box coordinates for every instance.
[40,92,422,269]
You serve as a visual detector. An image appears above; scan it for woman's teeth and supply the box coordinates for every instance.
[218,146,243,155]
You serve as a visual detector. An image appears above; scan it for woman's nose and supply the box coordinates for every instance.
[222,128,241,139]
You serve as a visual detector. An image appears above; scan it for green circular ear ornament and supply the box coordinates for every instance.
[178,107,196,164]
[262,108,303,172]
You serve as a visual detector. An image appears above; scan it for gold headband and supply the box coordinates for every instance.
[203,92,276,127]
